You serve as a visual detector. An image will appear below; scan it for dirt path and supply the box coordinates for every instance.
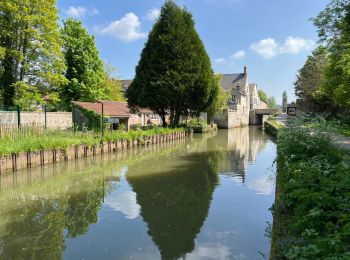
[332,133,350,152]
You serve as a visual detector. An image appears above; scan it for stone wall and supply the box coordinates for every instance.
[0,111,72,129]
[213,109,249,129]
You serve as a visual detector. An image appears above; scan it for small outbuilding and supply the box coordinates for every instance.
[72,100,160,130]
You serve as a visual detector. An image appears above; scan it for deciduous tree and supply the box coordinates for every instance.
[313,0,350,108]
[258,90,268,103]
[267,96,277,109]
[207,75,229,123]
[294,47,328,101]
[0,0,66,109]
[101,62,125,102]
[60,18,104,110]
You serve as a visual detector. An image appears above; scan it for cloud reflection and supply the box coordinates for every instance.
[105,190,141,219]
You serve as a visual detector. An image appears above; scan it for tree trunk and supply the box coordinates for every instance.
[159,108,167,127]
[169,108,174,126]
[1,53,16,109]
[174,110,181,127]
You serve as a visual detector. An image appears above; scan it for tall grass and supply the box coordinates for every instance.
[0,127,184,156]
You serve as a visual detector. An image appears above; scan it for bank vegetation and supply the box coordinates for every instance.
[272,116,350,259]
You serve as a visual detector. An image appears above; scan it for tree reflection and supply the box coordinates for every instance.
[0,168,108,260]
[127,151,219,260]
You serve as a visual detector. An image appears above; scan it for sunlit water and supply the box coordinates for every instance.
[0,127,276,260]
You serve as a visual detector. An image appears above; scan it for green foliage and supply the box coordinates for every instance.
[0,0,66,109]
[126,0,216,127]
[60,18,104,110]
[13,81,44,110]
[77,106,102,131]
[273,115,350,259]
[100,62,125,102]
[258,90,268,103]
[294,46,328,102]
[207,74,230,122]
[267,96,277,108]
[313,1,350,108]
[0,127,184,156]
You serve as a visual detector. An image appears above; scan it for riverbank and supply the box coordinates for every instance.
[271,123,350,259]
[0,127,188,173]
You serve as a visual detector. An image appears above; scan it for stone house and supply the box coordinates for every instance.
[72,100,160,130]
[213,66,268,128]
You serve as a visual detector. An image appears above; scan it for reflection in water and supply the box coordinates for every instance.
[0,128,275,260]
[127,151,219,259]
[0,157,118,259]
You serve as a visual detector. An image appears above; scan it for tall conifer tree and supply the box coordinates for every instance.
[126,0,216,126]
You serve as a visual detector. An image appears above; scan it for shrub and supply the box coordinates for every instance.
[273,116,350,259]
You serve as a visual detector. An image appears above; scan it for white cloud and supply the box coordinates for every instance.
[147,8,161,21]
[230,50,245,60]
[280,36,314,54]
[250,38,278,59]
[65,6,99,18]
[215,58,226,64]
[98,13,146,42]
[215,50,245,64]
[251,36,314,59]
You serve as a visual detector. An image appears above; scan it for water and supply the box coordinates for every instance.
[0,127,276,260]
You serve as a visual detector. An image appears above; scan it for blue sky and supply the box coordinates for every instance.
[57,0,329,104]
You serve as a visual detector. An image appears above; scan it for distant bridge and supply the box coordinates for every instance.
[249,109,279,125]
[253,109,279,115]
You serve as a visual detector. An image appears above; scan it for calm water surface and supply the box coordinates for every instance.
[0,127,276,260]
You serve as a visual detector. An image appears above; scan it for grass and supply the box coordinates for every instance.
[266,113,284,130]
[0,127,185,156]
[271,116,350,259]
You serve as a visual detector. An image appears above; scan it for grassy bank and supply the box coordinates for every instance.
[0,127,184,156]
[272,118,350,259]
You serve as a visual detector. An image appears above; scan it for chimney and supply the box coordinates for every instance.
[244,65,247,75]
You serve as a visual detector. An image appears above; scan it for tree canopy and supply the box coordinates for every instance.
[258,90,268,103]
[100,62,125,102]
[60,18,104,110]
[126,0,216,126]
[207,74,230,123]
[294,46,328,102]
[313,0,350,108]
[0,0,66,109]
[267,96,277,109]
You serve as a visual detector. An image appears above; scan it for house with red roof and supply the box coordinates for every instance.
[72,100,160,130]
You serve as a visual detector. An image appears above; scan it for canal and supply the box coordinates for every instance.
[0,127,276,260]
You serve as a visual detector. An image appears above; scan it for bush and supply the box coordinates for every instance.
[272,116,350,259]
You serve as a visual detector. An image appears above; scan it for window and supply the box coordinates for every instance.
[149,114,158,120]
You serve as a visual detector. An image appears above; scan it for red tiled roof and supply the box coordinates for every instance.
[72,101,152,117]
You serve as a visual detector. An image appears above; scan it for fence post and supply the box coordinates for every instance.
[17,105,21,129]
[101,102,104,140]
[44,105,47,129]
[72,104,76,133]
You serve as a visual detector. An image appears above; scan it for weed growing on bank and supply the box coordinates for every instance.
[272,116,350,259]
[0,127,184,156]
